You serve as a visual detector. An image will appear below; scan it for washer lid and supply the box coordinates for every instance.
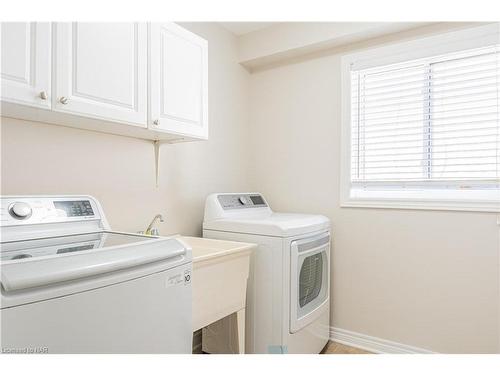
[1,232,150,261]
[0,231,190,292]
[203,212,330,237]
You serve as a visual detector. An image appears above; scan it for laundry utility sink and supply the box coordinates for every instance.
[177,236,255,354]
[185,236,254,262]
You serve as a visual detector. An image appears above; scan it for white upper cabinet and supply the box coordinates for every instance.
[53,23,147,127]
[149,23,208,139]
[1,22,208,141]
[1,22,51,109]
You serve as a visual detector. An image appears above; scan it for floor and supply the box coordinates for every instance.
[194,335,373,354]
[321,341,372,354]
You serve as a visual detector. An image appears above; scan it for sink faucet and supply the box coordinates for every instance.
[145,214,164,236]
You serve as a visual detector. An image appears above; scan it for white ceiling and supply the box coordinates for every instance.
[219,22,277,36]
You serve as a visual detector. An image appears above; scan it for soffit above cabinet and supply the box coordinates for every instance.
[236,22,483,71]
[218,22,278,36]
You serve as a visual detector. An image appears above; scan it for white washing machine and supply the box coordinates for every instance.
[1,195,192,354]
[203,193,330,354]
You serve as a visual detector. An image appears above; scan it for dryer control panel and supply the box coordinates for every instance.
[217,194,268,210]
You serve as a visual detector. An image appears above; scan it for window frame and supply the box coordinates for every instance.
[340,23,500,212]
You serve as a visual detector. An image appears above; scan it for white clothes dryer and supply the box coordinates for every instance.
[203,193,330,354]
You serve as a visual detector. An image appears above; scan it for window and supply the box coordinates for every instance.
[341,24,500,211]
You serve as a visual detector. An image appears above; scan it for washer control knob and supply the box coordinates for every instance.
[239,196,247,205]
[10,202,32,219]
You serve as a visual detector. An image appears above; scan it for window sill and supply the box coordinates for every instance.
[340,198,499,213]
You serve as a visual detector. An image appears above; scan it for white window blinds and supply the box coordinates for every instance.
[350,45,500,188]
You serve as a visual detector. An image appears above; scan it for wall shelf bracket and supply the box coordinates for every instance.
[154,140,161,188]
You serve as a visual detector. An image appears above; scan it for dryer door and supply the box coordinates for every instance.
[290,232,330,333]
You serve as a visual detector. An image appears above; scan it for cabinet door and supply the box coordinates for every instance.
[1,22,51,109]
[53,23,147,126]
[149,23,208,139]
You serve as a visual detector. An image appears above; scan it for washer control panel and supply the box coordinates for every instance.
[217,194,267,210]
[1,196,100,226]
[53,200,95,217]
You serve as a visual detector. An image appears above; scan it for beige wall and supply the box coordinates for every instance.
[248,33,499,353]
[1,23,250,236]
[1,22,499,354]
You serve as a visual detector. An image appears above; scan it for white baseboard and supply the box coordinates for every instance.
[330,327,436,354]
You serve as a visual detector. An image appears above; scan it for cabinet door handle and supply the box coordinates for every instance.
[59,97,69,105]
[39,91,48,100]
[153,119,159,126]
